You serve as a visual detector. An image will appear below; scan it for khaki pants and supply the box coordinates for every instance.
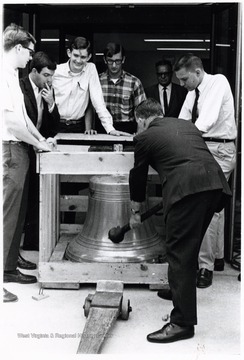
[198,141,236,270]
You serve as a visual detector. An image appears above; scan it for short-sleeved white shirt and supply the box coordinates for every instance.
[2,63,28,141]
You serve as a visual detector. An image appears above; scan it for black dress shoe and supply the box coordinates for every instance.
[214,258,225,271]
[18,254,37,270]
[157,288,172,300]
[197,268,213,288]
[3,288,18,303]
[147,322,194,343]
[4,270,37,284]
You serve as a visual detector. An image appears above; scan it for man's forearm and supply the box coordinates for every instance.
[7,113,42,146]
[84,103,94,131]
[26,116,45,140]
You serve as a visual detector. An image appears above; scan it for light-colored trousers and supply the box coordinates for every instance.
[198,141,236,271]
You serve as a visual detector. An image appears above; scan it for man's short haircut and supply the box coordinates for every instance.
[135,98,164,119]
[155,58,172,71]
[68,36,91,55]
[3,23,36,51]
[174,53,204,72]
[103,42,125,58]
[29,51,56,73]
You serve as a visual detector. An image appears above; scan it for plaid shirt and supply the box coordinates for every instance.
[99,70,146,123]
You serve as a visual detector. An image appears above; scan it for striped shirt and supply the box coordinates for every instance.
[99,70,146,123]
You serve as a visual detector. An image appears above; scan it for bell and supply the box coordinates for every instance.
[65,175,163,263]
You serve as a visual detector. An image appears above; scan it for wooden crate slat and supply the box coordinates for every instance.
[60,175,91,183]
[39,152,158,175]
[39,174,59,262]
[39,262,168,285]
[49,240,68,261]
[55,133,134,143]
[60,224,83,233]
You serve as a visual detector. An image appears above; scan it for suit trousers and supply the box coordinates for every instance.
[23,148,40,250]
[3,142,29,271]
[165,189,223,326]
[199,141,236,270]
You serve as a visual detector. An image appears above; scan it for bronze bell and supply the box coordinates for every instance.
[65,175,163,263]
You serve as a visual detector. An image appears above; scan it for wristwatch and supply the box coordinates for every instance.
[131,208,140,215]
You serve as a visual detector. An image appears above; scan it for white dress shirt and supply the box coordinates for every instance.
[29,76,44,131]
[52,61,114,133]
[2,63,29,141]
[179,72,237,139]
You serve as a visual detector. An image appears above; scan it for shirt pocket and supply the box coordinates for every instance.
[77,79,89,92]
[120,95,131,114]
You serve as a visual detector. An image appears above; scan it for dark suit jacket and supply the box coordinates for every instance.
[145,82,187,117]
[129,117,231,217]
[20,76,60,138]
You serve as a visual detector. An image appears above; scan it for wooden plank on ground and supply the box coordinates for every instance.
[77,307,119,354]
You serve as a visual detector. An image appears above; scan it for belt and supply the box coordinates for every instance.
[60,117,84,125]
[2,140,29,147]
[203,137,234,143]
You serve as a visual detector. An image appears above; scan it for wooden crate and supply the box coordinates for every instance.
[37,134,168,289]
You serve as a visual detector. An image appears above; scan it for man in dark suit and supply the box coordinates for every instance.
[145,59,187,117]
[129,99,231,343]
[19,51,60,258]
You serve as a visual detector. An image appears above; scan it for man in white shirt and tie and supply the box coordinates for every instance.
[173,53,237,289]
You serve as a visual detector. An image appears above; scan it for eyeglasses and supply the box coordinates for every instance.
[106,59,123,65]
[157,71,172,77]
[22,45,35,56]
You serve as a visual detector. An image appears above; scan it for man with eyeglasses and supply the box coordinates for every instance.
[52,37,127,136]
[98,42,146,134]
[2,24,52,302]
[145,59,187,117]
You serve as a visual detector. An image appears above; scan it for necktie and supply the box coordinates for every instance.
[36,90,44,130]
[163,86,168,115]
[192,88,199,123]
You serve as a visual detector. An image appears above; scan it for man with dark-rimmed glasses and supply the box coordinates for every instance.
[98,42,146,134]
[2,23,52,302]
[145,59,187,117]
